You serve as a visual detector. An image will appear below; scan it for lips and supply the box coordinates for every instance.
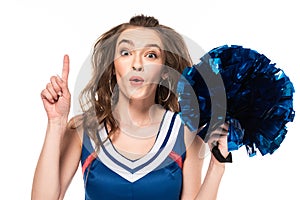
[129,76,144,86]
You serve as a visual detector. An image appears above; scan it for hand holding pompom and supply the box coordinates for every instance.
[178,45,295,157]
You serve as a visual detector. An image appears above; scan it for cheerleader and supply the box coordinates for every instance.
[32,15,230,200]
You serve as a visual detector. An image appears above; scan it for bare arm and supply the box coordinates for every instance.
[181,130,204,200]
[58,119,83,199]
[32,120,82,200]
[181,124,229,200]
[194,157,225,200]
[195,124,229,200]
[31,55,82,200]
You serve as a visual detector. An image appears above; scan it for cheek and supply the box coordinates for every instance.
[114,60,129,80]
[152,71,163,83]
[144,64,164,81]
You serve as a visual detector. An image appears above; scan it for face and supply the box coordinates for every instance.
[114,28,166,101]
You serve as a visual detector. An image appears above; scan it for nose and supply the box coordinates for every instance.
[131,54,143,72]
[132,66,143,71]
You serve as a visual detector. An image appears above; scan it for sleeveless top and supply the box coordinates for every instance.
[80,111,186,200]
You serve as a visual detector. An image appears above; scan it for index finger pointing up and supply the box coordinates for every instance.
[62,54,70,82]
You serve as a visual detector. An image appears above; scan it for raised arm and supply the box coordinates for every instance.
[31,55,82,200]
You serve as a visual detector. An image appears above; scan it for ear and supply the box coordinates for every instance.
[161,71,169,80]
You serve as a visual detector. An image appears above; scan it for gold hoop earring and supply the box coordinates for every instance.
[109,78,113,94]
[159,78,171,102]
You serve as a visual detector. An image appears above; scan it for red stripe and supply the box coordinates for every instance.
[82,152,97,174]
[169,151,183,169]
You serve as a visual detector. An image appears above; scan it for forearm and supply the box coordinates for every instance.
[31,119,68,200]
[194,159,225,200]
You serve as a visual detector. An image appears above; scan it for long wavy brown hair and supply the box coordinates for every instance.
[78,15,192,150]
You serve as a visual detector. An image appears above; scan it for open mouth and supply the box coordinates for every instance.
[129,76,144,84]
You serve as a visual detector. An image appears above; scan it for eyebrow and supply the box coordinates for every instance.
[117,39,162,50]
[118,39,134,46]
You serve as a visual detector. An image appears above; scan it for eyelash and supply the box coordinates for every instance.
[120,49,130,56]
[146,52,158,59]
[119,49,158,59]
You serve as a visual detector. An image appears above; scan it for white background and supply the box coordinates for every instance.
[1,0,299,199]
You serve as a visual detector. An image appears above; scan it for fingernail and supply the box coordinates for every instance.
[58,91,62,97]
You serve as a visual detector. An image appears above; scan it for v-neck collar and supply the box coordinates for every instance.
[90,111,182,182]
[104,110,168,162]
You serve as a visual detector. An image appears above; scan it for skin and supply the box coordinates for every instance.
[32,28,229,200]
[113,28,167,131]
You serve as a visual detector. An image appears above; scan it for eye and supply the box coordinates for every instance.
[120,49,131,56]
[146,52,158,59]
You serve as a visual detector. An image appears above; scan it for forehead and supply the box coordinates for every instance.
[116,28,162,48]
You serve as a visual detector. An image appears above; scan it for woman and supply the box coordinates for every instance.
[32,15,229,200]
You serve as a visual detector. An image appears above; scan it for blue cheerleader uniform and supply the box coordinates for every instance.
[81,111,186,200]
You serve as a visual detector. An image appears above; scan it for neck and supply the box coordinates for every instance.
[114,92,163,127]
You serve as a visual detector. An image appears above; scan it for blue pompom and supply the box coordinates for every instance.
[177,45,295,157]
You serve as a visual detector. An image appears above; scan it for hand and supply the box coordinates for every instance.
[207,123,230,163]
[41,55,71,121]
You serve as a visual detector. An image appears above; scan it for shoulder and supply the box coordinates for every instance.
[64,114,84,148]
[183,125,208,159]
[171,112,207,156]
